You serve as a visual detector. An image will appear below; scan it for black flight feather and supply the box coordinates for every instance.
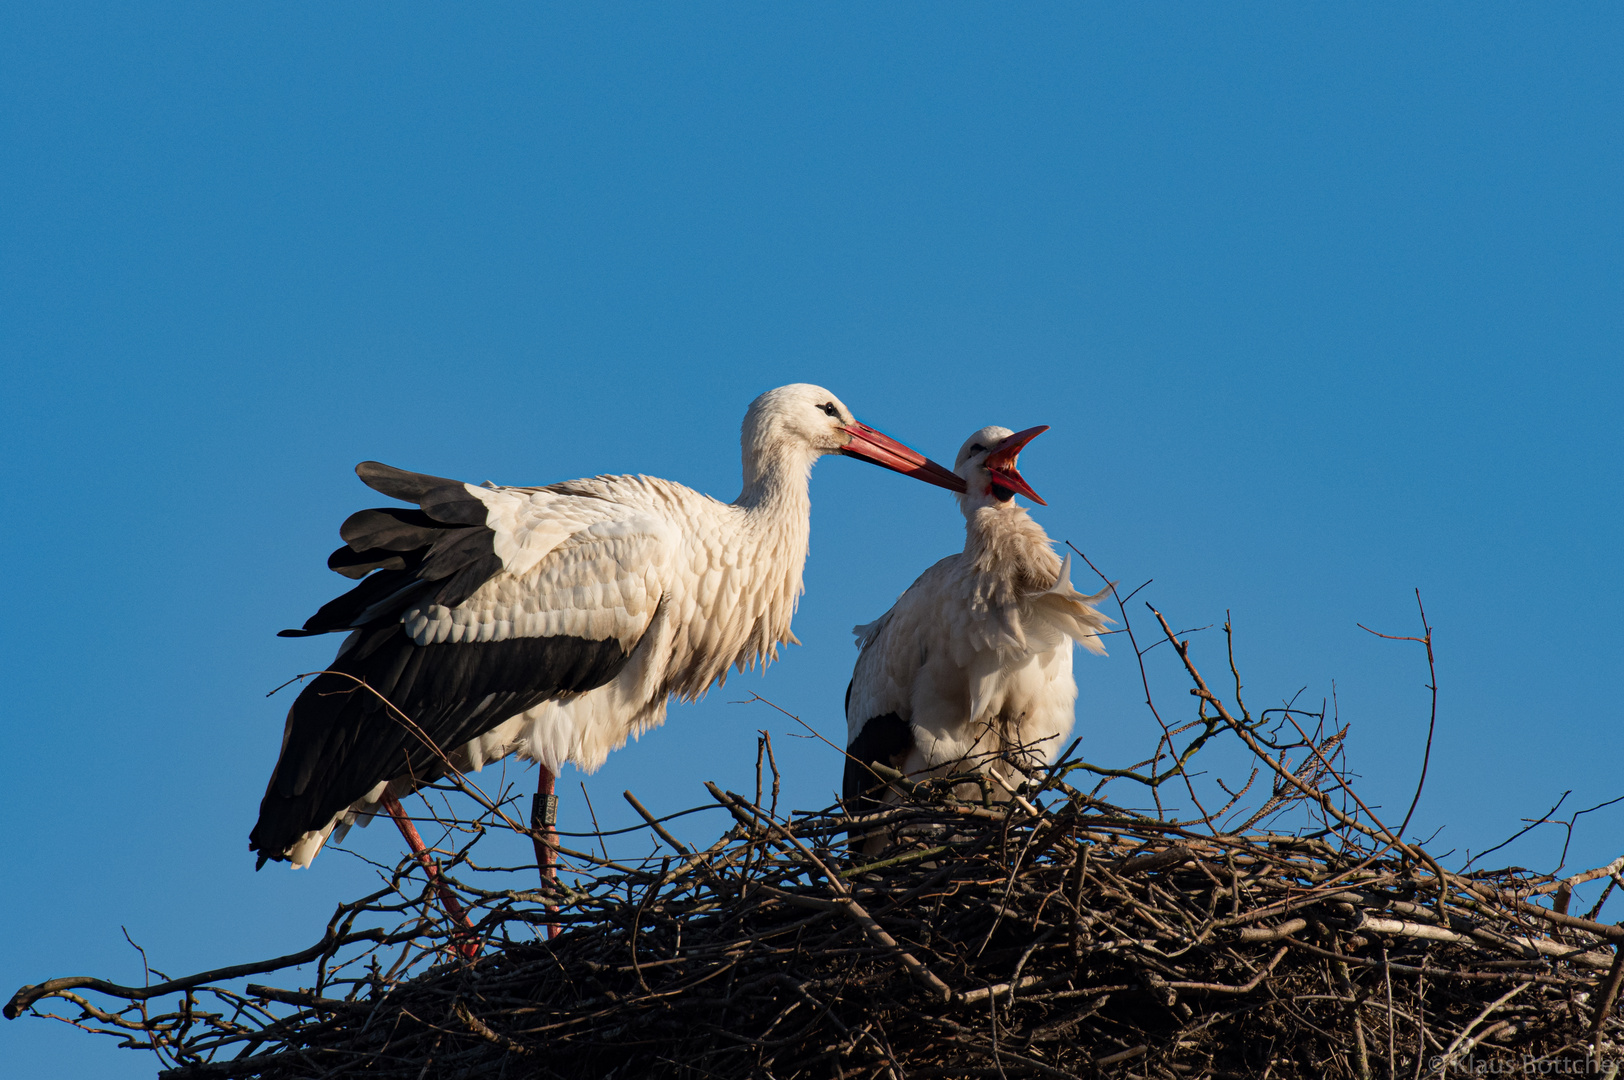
[355,461,462,504]
[420,485,491,526]
[338,507,444,552]
[433,553,506,610]
[326,546,408,580]
[842,712,913,811]
[417,527,498,582]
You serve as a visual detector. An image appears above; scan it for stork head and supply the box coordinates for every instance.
[955,425,1049,508]
[741,384,965,492]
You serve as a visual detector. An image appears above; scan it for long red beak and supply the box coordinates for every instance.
[986,425,1048,505]
[839,422,967,493]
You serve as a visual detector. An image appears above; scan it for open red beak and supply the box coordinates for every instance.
[839,422,967,493]
[986,425,1048,505]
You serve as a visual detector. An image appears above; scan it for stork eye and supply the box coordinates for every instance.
[819,402,841,418]
[970,444,986,454]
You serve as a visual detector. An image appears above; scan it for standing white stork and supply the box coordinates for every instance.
[251,384,965,869]
[843,425,1111,821]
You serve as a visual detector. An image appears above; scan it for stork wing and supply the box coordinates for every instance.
[251,464,676,865]
[842,557,965,807]
[845,555,976,738]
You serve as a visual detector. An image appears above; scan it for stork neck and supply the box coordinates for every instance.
[962,502,1060,592]
[654,443,813,698]
[734,444,817,515]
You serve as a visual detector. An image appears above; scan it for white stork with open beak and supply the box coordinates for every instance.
[252,384,965,869]
[843,425,1111,819]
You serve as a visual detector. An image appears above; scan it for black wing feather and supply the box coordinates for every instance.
[420,485,491,525]
[326,546,408,580]
[279,569,434,637]
[355,460,462,503]
[434,552,505,609]
[417,527,499,582]
[842,713,913,811]
[338,507,443,551]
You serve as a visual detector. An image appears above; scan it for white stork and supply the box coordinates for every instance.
[251,384,965,869]
[843,425,1111,820]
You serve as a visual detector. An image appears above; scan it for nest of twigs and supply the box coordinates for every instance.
[12,601,1624,1078]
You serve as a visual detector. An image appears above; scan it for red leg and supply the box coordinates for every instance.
[382,795,480,958]
[531,767,559,939]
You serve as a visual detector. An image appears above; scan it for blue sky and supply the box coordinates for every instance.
[3,6,1621,1074]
